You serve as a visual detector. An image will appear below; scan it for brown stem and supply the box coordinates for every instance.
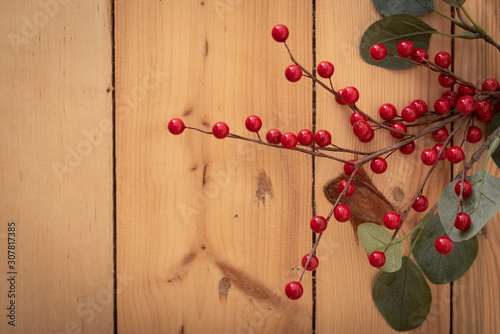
[299,165,361,282]
[283,43,408,136]
[383,114,472,250]
[353,113,464,168]
[448,147,467,236]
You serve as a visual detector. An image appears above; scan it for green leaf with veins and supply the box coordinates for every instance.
[487,112,500,168]
[360,14,436,70]
[372,256,432,331]
[442,0,467,8]
[372,0,434,16]
[439,170,500,241]
[358,223,402,272]
[412,215,478,284]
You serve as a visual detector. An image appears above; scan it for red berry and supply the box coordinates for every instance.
[358,129,374,143]
[421,149,438,166]
[342,86,359,104]
[466,125,482,143]
[434,51,452,68]
[438,73,456,88]
[245,115,262,132]
[343,160,359,176]
[455,180,472,197]
[434,98,451,115]
[401,106,418,122]
[412,195,429,212]
[335,89,346,105]
[411,100,427,116]
[390,122,407,139]
[281,132,298,149]
[350,112,367,126]
[370,158,387,174]
[315,130,332,147]
[397,40,415,57]
[317,61,334,78]
[168,118,185,135]
[399,141,415,155]
[432,127,449,142]
[379,103,397,121]
[442,90,459,106]
[455,212,471,231]
[285,65,302,82]
[383,212,401,230]
[433,143,447,160]
[338,179,355,197]
[482,78,500,91]
[310,216,328,233]
[301,254,319,271]
[456,95,475,115]
[353,120,371,139]
[285,281,303,300]
[412,48,428,63]
[297,129,314,146]
[447,146,464,163]
[476,111,493,123]
[435,236,454,255]
[475,99,492,117]
[369,251,386,268]
[271,24,289,43]
[370,44,387,61]
[458,83,475,96]
[334,204,351,222]
[212,122,230,139]
[266,129,282,144]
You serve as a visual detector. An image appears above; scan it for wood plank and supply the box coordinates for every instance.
[115,1,313,333]
[315,1,453,332]
[0,1,114,333]
[452,0,500,332]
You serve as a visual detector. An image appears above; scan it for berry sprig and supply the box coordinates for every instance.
[167,24,500,306]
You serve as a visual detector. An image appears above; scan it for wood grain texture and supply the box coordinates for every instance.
[115,1,313,333]
[314,1,453,332]
[452,1,500,333]
[0,1,113,334]
[3,1,498,333]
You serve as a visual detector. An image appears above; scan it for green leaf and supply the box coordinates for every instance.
[442,0,468,9]
[487,112,500,168]
[360,14,437,70]
[373,256,432,331]
[412,215,478,284]
[357,223,402,272]
[439,171,500,241]
[372,0,434,16]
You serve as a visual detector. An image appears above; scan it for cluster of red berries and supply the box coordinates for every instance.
[370,41,498,123]
[169,24,498,302]
[280,33,498,299]
[433,179,474,255]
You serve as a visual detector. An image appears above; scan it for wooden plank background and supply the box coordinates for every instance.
[1,0,499,333]
[0,1,114,334]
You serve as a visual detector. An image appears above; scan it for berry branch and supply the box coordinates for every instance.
[168,9,500,328]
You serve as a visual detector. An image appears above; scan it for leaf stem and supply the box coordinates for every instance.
[456,2,487,37]
[407,208,437,257]
[433,8,468,30]
[434,30,476,39]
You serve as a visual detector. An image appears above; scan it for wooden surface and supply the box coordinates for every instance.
[314,1,452,333]
[452,1,500,334]
[0,1,114,334]
[1,0,500,333]
[115,1,313,333]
